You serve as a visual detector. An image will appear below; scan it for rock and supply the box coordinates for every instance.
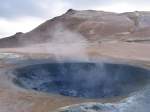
[1,10,150,47]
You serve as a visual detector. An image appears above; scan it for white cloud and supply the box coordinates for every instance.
[95,2,150,13]
[0,17,44,38]
[1,0,150,38]
[37,0,70,18]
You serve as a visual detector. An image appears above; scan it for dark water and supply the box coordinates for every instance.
[13,62,150,99]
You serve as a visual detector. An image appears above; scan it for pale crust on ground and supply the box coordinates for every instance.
[0,41,150,112]
[0,42,150,61]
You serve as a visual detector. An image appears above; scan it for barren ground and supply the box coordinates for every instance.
[0,41,150,112]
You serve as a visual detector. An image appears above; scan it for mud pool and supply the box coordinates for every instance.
[12,62,150,99]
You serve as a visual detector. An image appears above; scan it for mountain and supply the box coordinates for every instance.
[1,9,150,48]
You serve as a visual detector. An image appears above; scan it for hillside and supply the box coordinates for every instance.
[1,9,150,47]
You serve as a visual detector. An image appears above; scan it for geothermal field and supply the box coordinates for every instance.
[1,10,150,112]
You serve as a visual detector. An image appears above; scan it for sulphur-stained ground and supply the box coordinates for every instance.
[0,41,150,112]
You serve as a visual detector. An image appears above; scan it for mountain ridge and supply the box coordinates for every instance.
[1,9,150,48]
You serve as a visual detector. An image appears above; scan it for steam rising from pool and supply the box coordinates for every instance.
[13,62,150,99]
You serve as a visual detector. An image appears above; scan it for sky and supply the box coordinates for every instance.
[1,0,150,38]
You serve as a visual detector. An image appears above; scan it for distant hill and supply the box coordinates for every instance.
[1,9,150,48]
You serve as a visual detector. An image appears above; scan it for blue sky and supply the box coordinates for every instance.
[1,0,150,38]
